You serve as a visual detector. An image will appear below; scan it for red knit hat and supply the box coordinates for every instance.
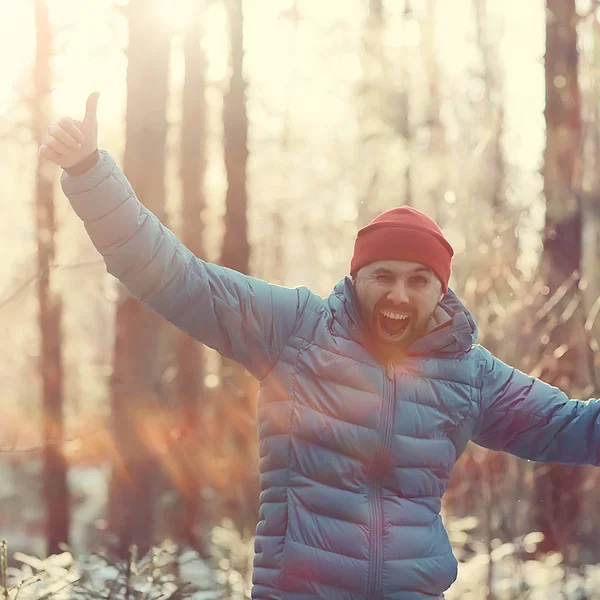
[350,206,454,292]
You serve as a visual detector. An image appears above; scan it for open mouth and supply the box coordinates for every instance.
[377,309,412,339]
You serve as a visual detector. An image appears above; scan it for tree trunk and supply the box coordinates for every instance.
[108,0,171,558]
[420,0,449,226]
[399,1,413,208]
[358,0,412,225]
[580,5,600,400]
[219,0,259,532]
[221,0,250,273]
[473,0,505,216]
[175,0,207,550]
[33,0,69,556]
[357,0,385,227]
[268,0,299,285]
[534,0,587,557]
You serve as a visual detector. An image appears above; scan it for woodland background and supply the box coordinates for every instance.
[1,0,600,598]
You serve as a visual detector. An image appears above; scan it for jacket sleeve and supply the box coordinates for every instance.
[471,347,600,465]
[61,150,310,379]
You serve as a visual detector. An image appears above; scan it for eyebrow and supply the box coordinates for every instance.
[371,266,433,276]
[411,267,433,275]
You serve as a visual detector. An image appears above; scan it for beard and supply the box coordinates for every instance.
[366,300,430,360]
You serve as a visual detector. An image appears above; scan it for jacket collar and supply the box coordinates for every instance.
[330,276,478,359]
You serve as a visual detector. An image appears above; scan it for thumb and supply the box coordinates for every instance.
[82,92,100,126]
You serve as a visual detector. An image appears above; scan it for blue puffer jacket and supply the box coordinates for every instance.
[62,151,600,600]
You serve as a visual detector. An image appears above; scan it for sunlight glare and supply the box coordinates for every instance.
[156,0,195,33]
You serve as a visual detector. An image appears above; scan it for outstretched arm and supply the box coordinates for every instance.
[472,347,600,466]
[41,95,311,379]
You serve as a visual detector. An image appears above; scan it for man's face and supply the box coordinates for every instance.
[353,260,444,359]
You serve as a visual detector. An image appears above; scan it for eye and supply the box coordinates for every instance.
[374,273,393,283]
[410,276,429,285]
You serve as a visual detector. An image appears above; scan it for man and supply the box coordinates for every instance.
[40,94,600,600]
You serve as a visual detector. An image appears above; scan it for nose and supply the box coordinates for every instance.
[387,280,409,305]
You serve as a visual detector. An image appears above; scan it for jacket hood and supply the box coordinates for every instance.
[329,276,478,358]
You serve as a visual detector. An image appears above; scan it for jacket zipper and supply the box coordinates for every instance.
[368,363,396,600]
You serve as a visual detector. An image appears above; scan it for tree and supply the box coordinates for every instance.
[108,0,172,557]
[357,0,414,228]
[472,0,505,219]
[397,0,413,209]
[534,0,589,558]
[418,0,449,226]
[578,0,600,389]
[32,0,69,555]
[218,0,259,531]
[221,0,250,274]
[175,0,208,549]
[267,0,300,286]
[357,0,386,226]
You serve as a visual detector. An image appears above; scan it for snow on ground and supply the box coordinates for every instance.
[2,464,600,598]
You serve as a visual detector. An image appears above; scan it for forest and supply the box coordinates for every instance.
[1,0,600,598]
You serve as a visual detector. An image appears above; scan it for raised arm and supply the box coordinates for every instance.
[471,347,600,466]
[40,95,312,379]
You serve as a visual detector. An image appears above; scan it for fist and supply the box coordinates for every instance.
[39,92,100,169]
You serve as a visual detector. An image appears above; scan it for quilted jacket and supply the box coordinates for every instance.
[62,151,600,600]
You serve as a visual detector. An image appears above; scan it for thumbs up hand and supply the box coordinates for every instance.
[39,92,100,169]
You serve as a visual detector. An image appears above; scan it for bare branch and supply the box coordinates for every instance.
[0,260,104,312]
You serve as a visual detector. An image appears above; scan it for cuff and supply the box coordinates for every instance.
[60,150,122,223]
[64,149,100,176]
